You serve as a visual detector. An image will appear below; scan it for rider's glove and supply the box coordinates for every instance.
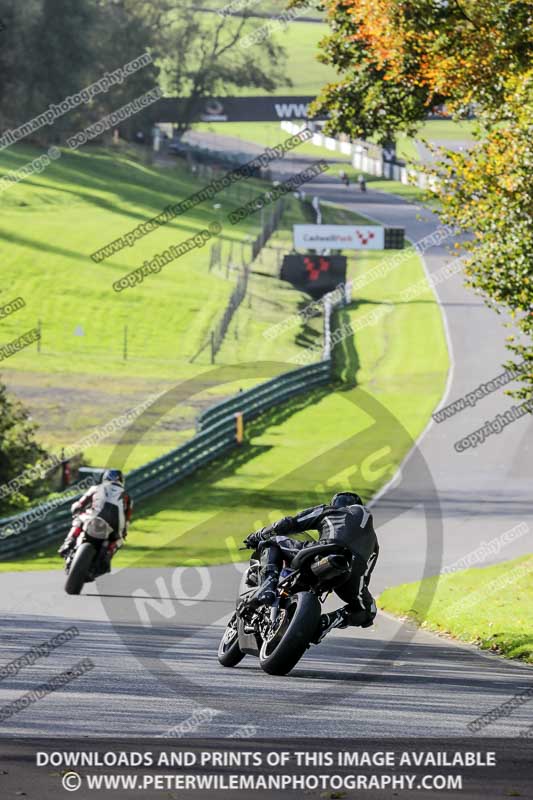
[243,532,260,549]
[244,527,272,549]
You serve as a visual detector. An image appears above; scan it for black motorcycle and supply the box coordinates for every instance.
[63,517,112,595]
[218,540,353,676]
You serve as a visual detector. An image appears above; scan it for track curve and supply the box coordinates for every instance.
[0,143,531,739]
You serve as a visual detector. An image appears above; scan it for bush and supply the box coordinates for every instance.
[0,377,50,515]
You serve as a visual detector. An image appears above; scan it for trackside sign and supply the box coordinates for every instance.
[293,224,384,250]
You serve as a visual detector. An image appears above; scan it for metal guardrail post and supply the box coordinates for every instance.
[235,412,244,445]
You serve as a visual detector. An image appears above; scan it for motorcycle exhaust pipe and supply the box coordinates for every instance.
[310,554,350,581]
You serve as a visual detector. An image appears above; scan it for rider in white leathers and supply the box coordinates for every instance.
[58,470,132,566]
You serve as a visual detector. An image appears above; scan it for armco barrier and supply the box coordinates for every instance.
[0,359,333,559]
[197,361,331,431]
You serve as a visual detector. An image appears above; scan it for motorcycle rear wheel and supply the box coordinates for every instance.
[65,542,97,595]
[259,592,320,676]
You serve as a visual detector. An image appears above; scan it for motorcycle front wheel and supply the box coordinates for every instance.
[65,542,97,595]
[259,592,320,676]
[217,612,245,667]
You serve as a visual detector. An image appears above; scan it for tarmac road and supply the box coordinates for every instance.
[0,137,531,744]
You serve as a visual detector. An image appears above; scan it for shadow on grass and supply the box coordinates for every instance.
[136,383,333,523]
[12,293,368,567]
[332,304,360,388]
[8,381,335,566]
[1,146,259,237]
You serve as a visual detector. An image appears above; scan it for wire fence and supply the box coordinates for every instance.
[194,196,287,364]
[210,264,249,361]
[251,198,286,260]
[0,280,349,558]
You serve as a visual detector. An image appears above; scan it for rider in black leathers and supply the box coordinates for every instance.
[244,492,378,641]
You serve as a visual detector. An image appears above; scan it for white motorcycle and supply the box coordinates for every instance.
[63,516,114,595]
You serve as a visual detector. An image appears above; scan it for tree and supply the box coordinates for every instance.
[0,0,43,131]
[79,0,161,140]
[0,1,289,143]
[434,77,532,398]
[302,0,532,396]
[0,377,50,515]
[29,0,98,116]
[133,0,289,135]
[292,0,441,142]
[0,0,159,144]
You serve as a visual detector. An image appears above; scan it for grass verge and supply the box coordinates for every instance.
[0,223,449,570]
[379,555,533,664]
[0,141,337,465]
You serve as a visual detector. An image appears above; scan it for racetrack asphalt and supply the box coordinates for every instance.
[0,136,531,743]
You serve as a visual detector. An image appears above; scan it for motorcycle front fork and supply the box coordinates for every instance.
[269,598,280,624]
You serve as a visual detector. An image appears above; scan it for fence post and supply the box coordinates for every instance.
[312,196,322,224]
[235,412,244,445]
[323,298,332,360]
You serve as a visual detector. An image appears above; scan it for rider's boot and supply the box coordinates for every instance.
[313,607,349,643]
[58,524,81,556]
[249,543,282,608]
[58,535,76,557]
[58,538,73,557]
[313,590,377,643]
[250,566,279,607]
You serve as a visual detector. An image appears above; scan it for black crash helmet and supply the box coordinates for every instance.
[331,492,363,508]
